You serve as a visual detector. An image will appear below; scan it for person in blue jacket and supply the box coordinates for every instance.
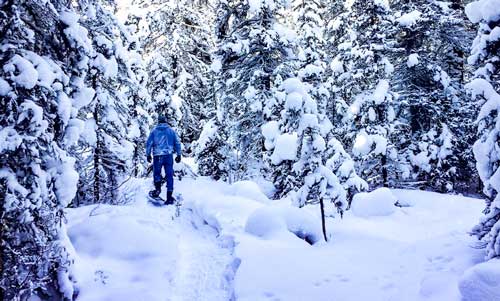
[146,115,182,204]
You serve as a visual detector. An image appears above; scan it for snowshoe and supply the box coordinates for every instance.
[148,190,166,206]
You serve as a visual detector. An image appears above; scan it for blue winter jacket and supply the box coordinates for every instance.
[146,123,182,157]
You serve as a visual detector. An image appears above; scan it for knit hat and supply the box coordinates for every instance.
[158,115,167,124]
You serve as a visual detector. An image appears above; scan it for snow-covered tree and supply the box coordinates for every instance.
[194,118,230,180]
[73,1,148,205]
[263,76,354,240]
[324,138,368,206]
[465,0,500,259]
[213,0,293,180]
[129,0,214,150]
[194,0,234,180]
[323,0,352,143]
[292,0,328,114]
[327,0,398,188]
[0,1,91,298]
[390,0,475,192]
[288,0,367,204]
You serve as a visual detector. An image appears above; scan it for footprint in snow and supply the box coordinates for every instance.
[425,255,454,272]
[334,274,350,282]
[381,282,395,290]
[264,291,281,300]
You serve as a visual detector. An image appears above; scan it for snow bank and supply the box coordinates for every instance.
[245,205,323,244]
[228,181,270,204]
[183,178,322,244]
[66,204,181,301]
[244,207,285,238]
[69,211,177,260]
[66,176,487,301]
[459,259,500,301]
[351,188,397,217]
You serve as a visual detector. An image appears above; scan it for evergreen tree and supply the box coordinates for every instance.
[129,0,214,151]
[287,0,367,203]
[214,0,292,180]
[194,0,233,180]
[73,1,147,205]
[390,0,475,192]
[324,0,352,144]
[327,0,397,188]
[263,76,352,240]
[194,118,230,180]
[0,1,90,298]
[466,0,500,259]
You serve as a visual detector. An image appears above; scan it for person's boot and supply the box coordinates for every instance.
[166,191,174,205]
[149,182,162,198]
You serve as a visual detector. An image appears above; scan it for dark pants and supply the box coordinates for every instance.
[153,154,174,192]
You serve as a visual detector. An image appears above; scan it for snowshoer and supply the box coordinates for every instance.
[146,115,182,204]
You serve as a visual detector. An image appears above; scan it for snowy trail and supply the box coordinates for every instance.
[168,213,233,301]
[66,178,234,301]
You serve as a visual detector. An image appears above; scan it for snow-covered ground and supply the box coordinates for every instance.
[66,179,234,301]
[66,177,487,301]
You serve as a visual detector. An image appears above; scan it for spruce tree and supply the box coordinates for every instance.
[390,0,475,192]
[214,0,292,180]
[0,1,90,298]
[261,1,366,238]
[129,0,214,150]
[73,1,146,205]
[466,0,500,259]
[194,118,230,180]
[194,0,233,180]
[327,0,397,188]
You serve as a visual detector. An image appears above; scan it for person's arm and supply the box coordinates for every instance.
[146,129,155,157]
[174,131,182,156]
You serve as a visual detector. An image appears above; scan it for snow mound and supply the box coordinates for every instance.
[459,259,500,301]
[228,181,270,204]
[351,188,397,217]
[244,207,285,238]
[245,205,323,244]
[69,211,177,260]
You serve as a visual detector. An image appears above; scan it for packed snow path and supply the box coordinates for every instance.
[67,177,486,301]
[66,179,234,301]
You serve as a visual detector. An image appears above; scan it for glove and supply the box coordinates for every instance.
[175,155,181,163]
[147,155,152,163]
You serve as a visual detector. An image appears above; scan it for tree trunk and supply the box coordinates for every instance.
[93,91,101,204]
[382,154,388,187]
[320,198,328,242]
